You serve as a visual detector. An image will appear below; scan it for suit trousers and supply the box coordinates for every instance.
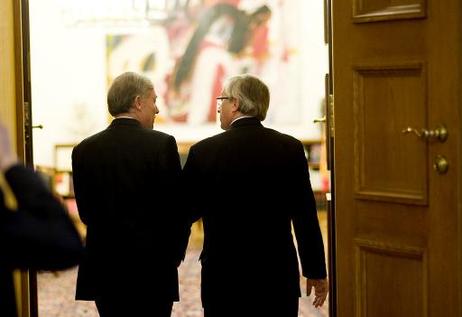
[203,296,299,317]
[95,296,173,317]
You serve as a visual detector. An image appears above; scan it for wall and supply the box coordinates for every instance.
[0,0,18,144]
[29,0,108,167]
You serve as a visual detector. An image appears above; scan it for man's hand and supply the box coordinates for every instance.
[0,123,17,171]
[306,278,328,308]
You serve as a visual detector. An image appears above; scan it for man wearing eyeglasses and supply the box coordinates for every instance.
[182,74,328,317]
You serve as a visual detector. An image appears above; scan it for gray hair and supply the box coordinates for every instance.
[222,74,270,121]
[107,72,153,116]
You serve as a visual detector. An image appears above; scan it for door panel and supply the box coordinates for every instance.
[332,0,461,316]
[356,240,426,317]
[353,0,426,23]
[354,62,427,204]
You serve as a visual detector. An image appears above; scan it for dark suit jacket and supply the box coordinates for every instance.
[72,118,186,301]
[0,165,83,317]
[182,117,327,310]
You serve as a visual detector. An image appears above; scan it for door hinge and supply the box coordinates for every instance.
[328,94,335,137]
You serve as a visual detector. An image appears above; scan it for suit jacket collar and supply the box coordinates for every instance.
[109,117,141,128]
[230,117,262,129]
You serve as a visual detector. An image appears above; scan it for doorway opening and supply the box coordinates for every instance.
[27,1,330,316]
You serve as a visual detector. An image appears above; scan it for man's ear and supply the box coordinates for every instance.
[231,98,240,113]
[134,95,142,111]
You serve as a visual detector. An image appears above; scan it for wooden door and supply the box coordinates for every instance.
[332,1,461,316]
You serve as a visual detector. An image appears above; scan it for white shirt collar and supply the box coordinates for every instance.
[114,115,137,120]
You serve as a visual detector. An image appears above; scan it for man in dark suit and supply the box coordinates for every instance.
[182,74,328,316]
[72,72,187,317]
[0,123,82,317]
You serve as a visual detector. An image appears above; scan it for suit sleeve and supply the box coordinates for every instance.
[4,165,62,216]
[159,136,191,264]
[181,145,203,224]
[71,145,90,225]
[290,141,327,279]
[0,165,83,270]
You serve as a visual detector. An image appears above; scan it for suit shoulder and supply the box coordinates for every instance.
[189,131,226,151]
[141,130,177,147]
[265,127,303,146]
[73,130,106,151]
[145,129,175,140]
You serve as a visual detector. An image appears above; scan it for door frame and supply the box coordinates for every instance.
[324,0,336,316]
[15,1,342,316]
[13,0,35,316]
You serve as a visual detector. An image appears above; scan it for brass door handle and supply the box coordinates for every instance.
[402,125,448,142]
[313,116,326,124]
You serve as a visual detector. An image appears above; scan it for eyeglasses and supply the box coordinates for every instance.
[216,96,232,107]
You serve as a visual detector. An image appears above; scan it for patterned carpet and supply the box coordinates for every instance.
[38,218,328,317]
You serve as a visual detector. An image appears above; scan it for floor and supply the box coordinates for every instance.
[38,212,328,317]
